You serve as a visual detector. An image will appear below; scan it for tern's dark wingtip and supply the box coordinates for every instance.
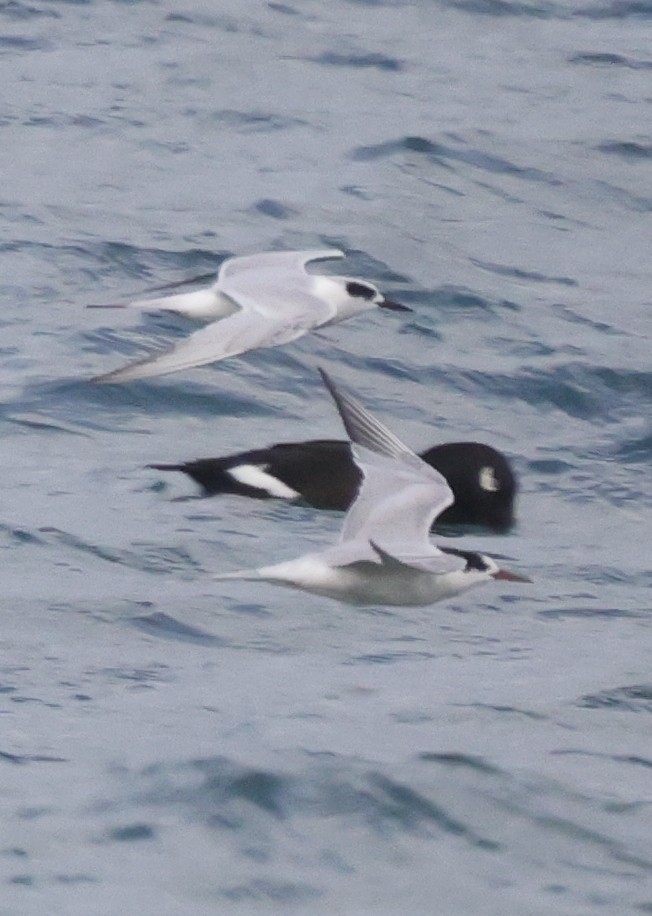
[378,298,411,312]
[89,369,122,385]
[317,367,351,431]
[317,365,333,390]
[317,366,343,409]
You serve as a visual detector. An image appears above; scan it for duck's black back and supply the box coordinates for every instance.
[150,438,516,532]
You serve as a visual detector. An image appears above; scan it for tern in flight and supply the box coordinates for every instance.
[214,370,529,606]
[90,249,409,384]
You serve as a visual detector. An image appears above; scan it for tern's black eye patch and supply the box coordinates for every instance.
[346,281,376,300]
[440,547,489,572]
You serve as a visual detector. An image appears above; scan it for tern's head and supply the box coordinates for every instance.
[441,547,531,586]
[344,280,410,312]
[319,276,411,320]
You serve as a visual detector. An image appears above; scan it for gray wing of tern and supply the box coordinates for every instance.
[218,249,344,286]
[319,369,463,573]
[92,252,345,383]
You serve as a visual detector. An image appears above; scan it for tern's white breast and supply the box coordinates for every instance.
[258,555,490,607]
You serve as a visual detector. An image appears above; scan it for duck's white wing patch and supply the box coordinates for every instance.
[228,465,300,499]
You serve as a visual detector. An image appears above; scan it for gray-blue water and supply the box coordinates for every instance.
[1,0,652,912]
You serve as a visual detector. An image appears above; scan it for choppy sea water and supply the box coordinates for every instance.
[1,0,652,913]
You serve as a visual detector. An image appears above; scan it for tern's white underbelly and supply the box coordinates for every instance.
[257,555,484,607]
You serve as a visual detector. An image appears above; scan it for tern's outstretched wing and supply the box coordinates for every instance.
[91,252,345,383]
[319,368,416,461]
[218,250,345,319]
[218,249,344,286]
[336,446,456,563]
[92,304,315,384]
[318,369,457,565]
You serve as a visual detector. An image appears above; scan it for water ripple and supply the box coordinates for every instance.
[351,135,562,186]
[577,0,652,19]
[578,685,652,713]
[569,51,652,67]
[130,612,226,647]
[598,141,652,161]
[312,51,403,71]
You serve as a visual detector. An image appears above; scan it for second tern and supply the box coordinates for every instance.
[90,249,409,384]
[214,370,529,607]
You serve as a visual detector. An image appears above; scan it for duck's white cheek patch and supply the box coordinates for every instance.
[479,466,500,493]
[228,464,300,499]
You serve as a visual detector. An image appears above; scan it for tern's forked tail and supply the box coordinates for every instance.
[213,568,262,582]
